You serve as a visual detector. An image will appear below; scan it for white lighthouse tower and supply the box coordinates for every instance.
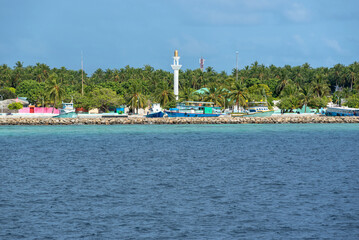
[171,50,182,101]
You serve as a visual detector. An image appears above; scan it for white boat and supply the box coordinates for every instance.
[244,101,274,117]
[60,101,75,114]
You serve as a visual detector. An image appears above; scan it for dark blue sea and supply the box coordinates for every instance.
[1,124,359,239]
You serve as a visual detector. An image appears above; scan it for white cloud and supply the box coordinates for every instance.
[177,0,284,26]
[291,34,309,55]
[323,39,345,55]
[204,9,261,25]
[284,3,310,23]
[169,35,211,56]
[293,34,304,45]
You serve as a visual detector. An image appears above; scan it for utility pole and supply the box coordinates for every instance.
[81,51,84,96]
[236,51,239,83]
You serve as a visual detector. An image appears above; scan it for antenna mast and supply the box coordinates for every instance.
[81,51,84,96]
[199,57,205,72]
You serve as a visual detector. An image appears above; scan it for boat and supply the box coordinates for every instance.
[325,107,359,116]
[242,101,274,117]
[54,100,77,118]
[60,101,75,114]
[164,101,222,117]
[146,103,165,118]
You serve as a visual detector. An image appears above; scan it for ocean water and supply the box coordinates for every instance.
[0,124,358,239]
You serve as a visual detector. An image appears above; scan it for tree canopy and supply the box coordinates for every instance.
[0,61,358,111]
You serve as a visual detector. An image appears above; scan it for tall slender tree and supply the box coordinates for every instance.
[126,80,147,114]
[299,84,313,112]
[155,80,175,107]
[46,73,65,113]
[228,81,248,112]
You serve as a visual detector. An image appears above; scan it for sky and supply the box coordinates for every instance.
[0,0,358,74]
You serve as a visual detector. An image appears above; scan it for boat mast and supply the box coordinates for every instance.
[81,51,84,96]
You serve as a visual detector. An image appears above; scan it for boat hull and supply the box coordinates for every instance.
[164,110,221,117]
[54,112,78,118]
[146,111,165,118]
[325,107,359,116]
[242,110,274,117]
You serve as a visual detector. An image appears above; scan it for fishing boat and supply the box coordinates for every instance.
[146,103,165,118]
[325,107,359,116]
[54,101,77,118]
[242,101,274,117]
[60,101,75,114]
[164,101,222,117]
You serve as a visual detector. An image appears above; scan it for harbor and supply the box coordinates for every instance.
[2,1,359,239]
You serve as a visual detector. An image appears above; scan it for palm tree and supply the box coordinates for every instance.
[228,81,248,112]
[276,78,291,96]
[332,63,345,87]
[354,78,359,93]
[0,64,12,88]
[155,80,175,107]
[46,73,65,113]
[299,84,313,112]
[202,84,223,107]
[311,74,330,97]
[280,83,300,100]
[179,87,196,102]
[194,69,205,88]
[348,62,358,90]
[216,86,229,109]
[127,80,147,114]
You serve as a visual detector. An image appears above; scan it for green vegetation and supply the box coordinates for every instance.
[0,88,16,100]
[345,94,359,108]
[0,61,358,112]
[8,102,23,110]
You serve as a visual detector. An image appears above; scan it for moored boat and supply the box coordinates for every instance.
[243,110,274,117]
[325,107,359,116]
[241,101,274,117]
[146,103,165,118]
[60,101,75,114]
[54,101,77,118]
[164,101,222,117]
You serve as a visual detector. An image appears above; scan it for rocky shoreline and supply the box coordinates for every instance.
[1,115,359,125]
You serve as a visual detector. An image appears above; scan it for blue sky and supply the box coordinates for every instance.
[0,0,358,74]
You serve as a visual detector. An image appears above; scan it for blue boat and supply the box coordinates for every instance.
[146,103,165,118]
[325,107,359,116]
[147,111,165,118]
[164,101,222,117]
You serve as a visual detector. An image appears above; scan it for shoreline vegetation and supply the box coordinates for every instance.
[0,61,359,115]
[1,116,359,125]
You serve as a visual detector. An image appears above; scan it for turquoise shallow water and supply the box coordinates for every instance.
[0,124,359,239]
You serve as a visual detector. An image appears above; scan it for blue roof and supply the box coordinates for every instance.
[193,88,209,94]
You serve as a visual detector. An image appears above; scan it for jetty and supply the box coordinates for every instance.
[1,115,359,125]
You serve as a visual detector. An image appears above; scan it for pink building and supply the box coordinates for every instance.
[18,106,60,114]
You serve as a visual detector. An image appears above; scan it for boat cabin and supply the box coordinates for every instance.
[247,102,269,113]
[60,101,75,114]
[174,101,221,114]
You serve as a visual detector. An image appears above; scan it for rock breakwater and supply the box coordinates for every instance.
[1,116,359,125]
